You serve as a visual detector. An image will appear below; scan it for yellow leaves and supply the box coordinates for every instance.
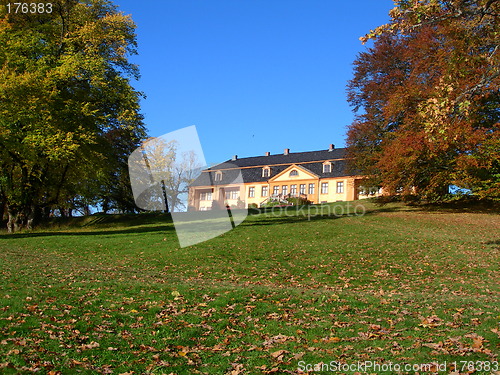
[270,349,289,360]
[323,336,341,343]
[471,336,484,349]
[171,290,181,300]
[419,315,444,328]
[359,24,397,44]
[422,341,443,349]
[80,341,100,350]
[228,363,245,375]
[23,130,81,161]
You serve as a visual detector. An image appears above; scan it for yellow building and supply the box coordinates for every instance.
[188,145,378,210]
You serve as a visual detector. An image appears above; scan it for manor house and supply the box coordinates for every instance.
[188,145,379,210]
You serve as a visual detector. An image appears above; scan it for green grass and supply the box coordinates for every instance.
[0,201,499,374]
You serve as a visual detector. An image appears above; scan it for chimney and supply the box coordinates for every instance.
[328,144,335,152]
[232,155,238,161]
[265,152,270,156]
[284,148,290,155]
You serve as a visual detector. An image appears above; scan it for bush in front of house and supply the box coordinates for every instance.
[286,196,312,206]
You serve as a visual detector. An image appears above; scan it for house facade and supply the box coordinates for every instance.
[188,145,378,211]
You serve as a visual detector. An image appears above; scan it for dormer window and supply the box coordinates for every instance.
[289,170,299,177]
[215,171,222,182]
[323,162,332,173]
[262,167,270,178]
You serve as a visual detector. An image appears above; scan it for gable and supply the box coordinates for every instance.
[269,164,318,182]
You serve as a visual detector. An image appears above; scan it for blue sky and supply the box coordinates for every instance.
[116,0,393,166]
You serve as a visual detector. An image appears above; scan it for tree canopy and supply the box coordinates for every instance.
[347,0,500,201]
[0,0,145,231]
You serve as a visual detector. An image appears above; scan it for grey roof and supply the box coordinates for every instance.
[190,148,351,187]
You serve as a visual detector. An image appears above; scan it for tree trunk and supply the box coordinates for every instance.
[160,180,169,213]
[102,198,109,214]
[25,205,35,230]
[7,209,16,233]
[0,198,6,223]
[6,204,36,232]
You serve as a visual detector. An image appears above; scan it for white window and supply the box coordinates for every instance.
[290,184,297,196]
[289,170,299,177]
[282,185,288,196]
[215,171,222,181]
[321,182,329,194]
[323,163,332,173]
[225,190,239,200]
[273,186,279,196]
[261,186,268,197]
[308,183,315,195]
[262,168,270,178]
[299,184,306,195]
[248,187,255,198]
[336,181,344,193]
[200,191,213,201]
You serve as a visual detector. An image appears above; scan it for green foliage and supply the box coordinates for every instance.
[261,200,287,208]
[0,0,145,230]
[286,196,312,206]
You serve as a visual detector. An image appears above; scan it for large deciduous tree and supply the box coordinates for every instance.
[0,0,145,231]
[347,0,500,200]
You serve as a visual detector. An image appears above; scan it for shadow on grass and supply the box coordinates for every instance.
[485,239,500,245]
[0,224,175,239]
[242,208,367,227]
[417,204,500,214]
[372,197,500,214]
[3,201,496,239]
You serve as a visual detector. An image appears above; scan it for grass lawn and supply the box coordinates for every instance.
[0,201,499,374]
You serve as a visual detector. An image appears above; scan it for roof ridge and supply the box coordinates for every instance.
[225,147,346,161]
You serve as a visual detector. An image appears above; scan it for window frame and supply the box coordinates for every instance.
[248,186,255,198]
[226,190,239,200]
[200,191,213,201]
[321,182,329,194]
[336,181,344,194]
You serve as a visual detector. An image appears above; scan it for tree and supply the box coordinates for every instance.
[0,0,145,231]
[130,138,202,213]
[347,0,500,200]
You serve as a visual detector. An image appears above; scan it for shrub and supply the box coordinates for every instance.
[261,201,284,208]
[286,196,312,206]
